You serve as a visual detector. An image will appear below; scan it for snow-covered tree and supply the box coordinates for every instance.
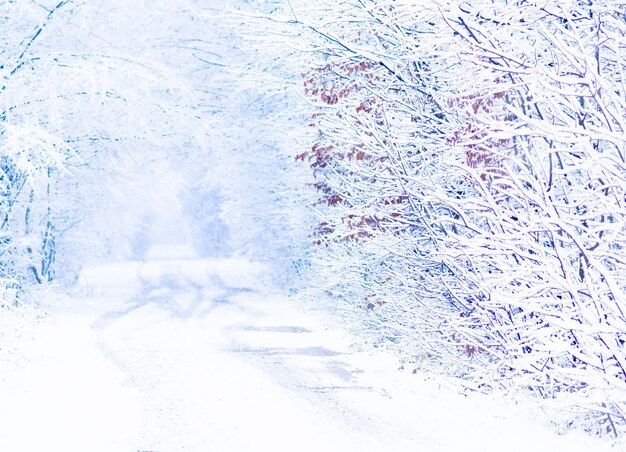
[0,0,210,291]
[195,1,319,285]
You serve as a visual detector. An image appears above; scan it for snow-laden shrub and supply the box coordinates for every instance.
[280,0,626,435]
[430,0,626,432]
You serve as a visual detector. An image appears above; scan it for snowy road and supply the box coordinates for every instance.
[83,255,415,451]
[0,249,615,451]
[87,256,393,451]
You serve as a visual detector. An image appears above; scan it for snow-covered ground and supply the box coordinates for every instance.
[0,245,618,451]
